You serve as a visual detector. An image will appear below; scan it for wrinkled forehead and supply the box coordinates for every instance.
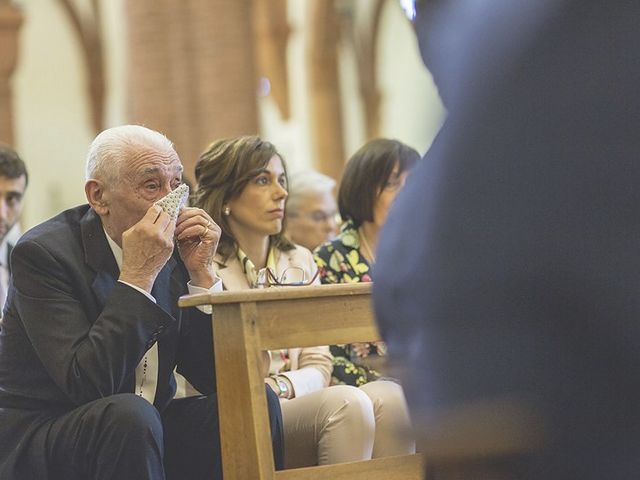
[121,148,184,181]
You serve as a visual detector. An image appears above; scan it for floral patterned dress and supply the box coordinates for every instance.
[314,220,384,386]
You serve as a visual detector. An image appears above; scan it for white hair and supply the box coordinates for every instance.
[287,170,336,214]
[85,125,175,181]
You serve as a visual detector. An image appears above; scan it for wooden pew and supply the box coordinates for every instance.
[179,283,425,480]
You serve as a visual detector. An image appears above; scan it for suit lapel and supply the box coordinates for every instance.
[80,208,120,310]
[6,242,13,275]
[150,254,178,407]
[79,207,182,404]
[151,255,177,315]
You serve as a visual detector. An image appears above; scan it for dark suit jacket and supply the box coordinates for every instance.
[374,1,640,479]
[0,205,216,479]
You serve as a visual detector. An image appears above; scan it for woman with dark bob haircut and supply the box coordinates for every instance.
[192,135,414,468]
[314,138,419,386]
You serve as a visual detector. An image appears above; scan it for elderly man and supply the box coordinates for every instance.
[0,125,283,479]
[0,144,27,318]
[285,170,338,252]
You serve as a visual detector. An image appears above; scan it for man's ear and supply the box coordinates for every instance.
[85,179,109,215]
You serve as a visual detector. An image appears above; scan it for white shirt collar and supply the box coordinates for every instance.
[0,237,9,268]
[103,228,123,270]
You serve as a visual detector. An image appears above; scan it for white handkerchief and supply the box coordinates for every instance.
[154,183,190,219]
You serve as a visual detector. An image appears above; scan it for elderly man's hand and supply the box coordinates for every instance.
[120,205,176,293]
[175,207,220,288]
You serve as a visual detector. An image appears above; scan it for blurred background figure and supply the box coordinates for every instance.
[375,1,640,479]
[0,144,27,319]
[314,138,419,386]
[285,170,338,252]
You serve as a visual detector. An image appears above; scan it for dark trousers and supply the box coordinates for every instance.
[42,387,283,479]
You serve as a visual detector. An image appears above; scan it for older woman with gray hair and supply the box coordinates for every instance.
[285,170,338,252]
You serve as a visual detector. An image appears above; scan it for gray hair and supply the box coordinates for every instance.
[85,125,175,182]
[287,170,336,214]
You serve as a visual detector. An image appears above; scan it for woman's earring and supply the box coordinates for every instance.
[223,206,231,216]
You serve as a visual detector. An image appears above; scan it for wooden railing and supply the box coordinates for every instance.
[179,283,424,479]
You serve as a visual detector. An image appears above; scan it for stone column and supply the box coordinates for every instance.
[0,1,23,145]
[253,0,290,120]
[308,0,345,181]
[125,0,258,181]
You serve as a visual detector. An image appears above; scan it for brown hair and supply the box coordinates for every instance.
[338,138,419,228]
[193,135,294,259]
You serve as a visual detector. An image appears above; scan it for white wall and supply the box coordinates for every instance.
[259,0,444,175]
[258,1,315,174]
[13,0,127,230]
[102,0,126,130]
[376,0,444,156]
[14,0,93,229]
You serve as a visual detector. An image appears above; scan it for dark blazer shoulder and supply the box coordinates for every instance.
[17,204,90,249]
[10,205,118,306]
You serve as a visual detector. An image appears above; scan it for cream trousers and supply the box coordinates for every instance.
[281,380,415,469]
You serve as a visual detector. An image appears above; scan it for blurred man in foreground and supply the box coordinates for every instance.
[375,1,640,478]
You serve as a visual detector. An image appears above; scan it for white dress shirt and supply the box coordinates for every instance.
[1,225,23,320]
[104,231,221,404]
[0,238,10,317]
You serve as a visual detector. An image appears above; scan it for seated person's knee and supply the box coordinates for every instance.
[101,394,162,441]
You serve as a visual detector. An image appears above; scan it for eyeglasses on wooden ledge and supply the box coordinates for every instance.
[255,267,320,288]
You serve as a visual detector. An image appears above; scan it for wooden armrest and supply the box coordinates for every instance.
[180,283,380,350]
[178,282,372,307]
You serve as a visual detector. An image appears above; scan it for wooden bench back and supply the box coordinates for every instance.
[179,283,424,479]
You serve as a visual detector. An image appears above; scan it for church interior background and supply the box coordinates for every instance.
[0,0,444,231]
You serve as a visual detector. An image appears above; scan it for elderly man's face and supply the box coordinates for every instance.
[0,174,26,243]
[101,148,183,245]
[287,191,338,252]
